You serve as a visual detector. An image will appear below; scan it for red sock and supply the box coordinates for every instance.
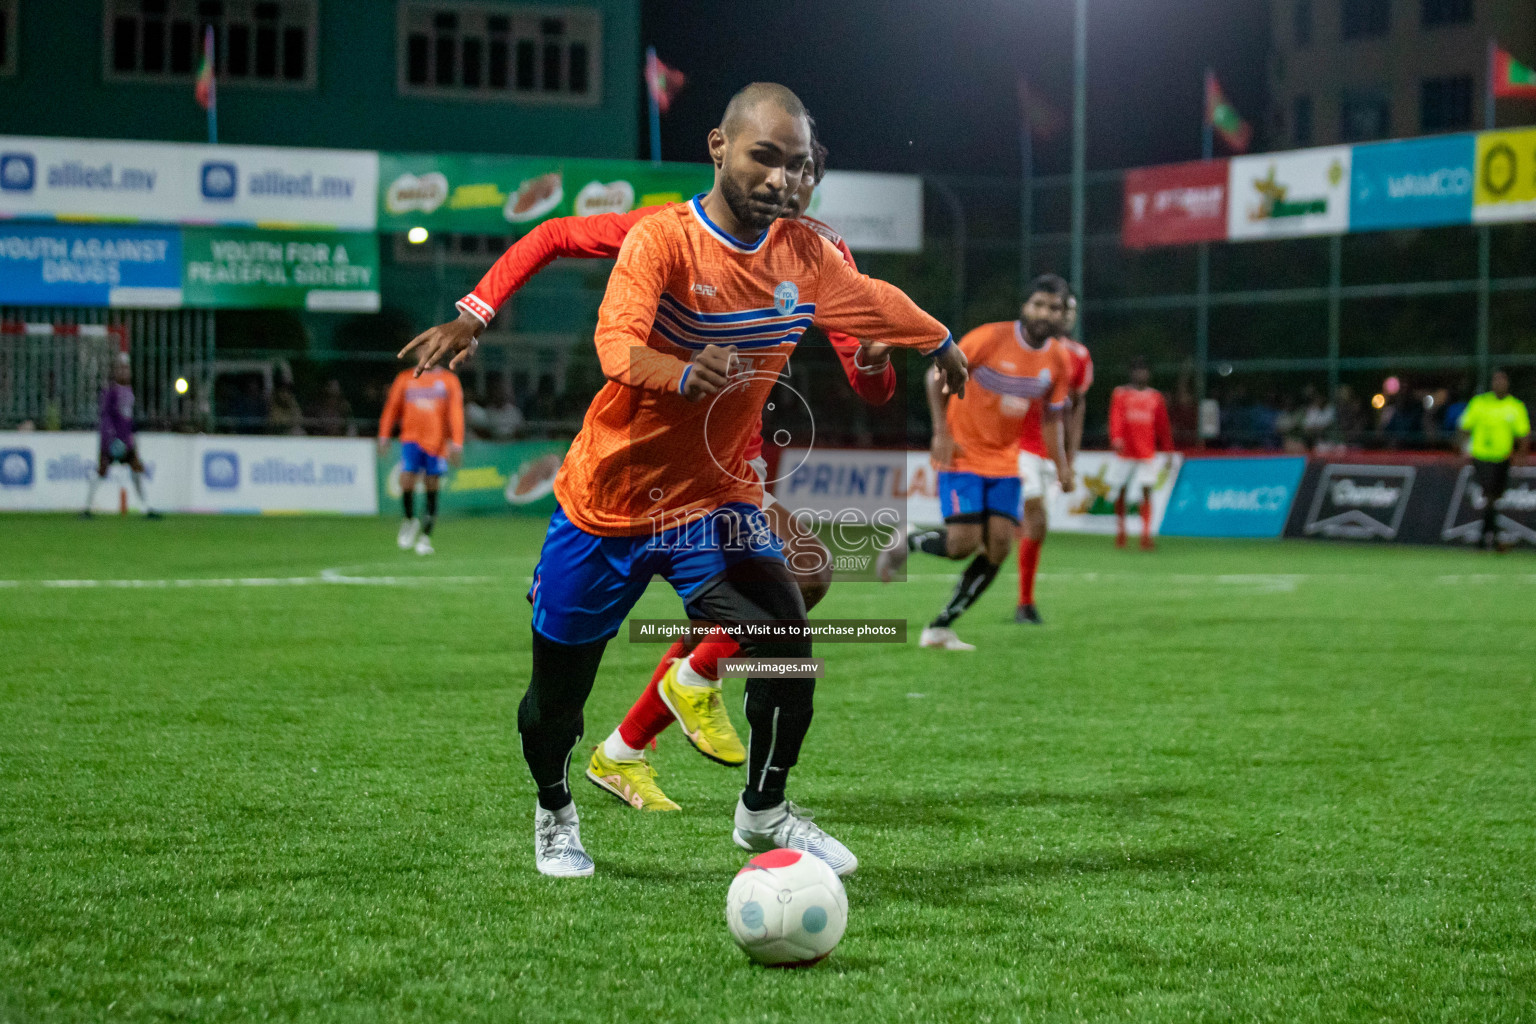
[617,641,688,750]
[687,627,740,682]
[1115,495,1127,538]
[1017,537,1042,606]
[1140,493,1153,538]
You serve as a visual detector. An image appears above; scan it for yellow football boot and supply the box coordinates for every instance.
[658,661,747,767]
[584,747,680,811]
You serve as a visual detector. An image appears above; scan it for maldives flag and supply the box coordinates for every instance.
[644,47,685,114]
[195,25,216,110]
[1205,70,1252,153]
[1492,45,1536,99]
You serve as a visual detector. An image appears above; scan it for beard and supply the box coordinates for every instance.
[720,172,782,234]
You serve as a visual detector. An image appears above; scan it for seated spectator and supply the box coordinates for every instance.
[487,376,525,439]
[1300,386,1336,448]
[310,379,354,437]
[465,379,494,440]
[268,383,305,436]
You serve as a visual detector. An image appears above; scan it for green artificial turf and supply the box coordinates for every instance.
[1,514,1533,1023]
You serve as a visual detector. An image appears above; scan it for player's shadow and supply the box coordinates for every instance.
[823,784,1195,829]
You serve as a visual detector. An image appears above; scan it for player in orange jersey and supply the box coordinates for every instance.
[1106,357,1174,549]
[401,83,966,878]
[377,366,464,555]
[1012,290,1092,623]
[877,274,1076,649]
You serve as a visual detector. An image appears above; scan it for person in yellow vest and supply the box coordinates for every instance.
[1457,369,1530,551]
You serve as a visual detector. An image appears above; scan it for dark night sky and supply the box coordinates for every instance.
[640,0,1272,176]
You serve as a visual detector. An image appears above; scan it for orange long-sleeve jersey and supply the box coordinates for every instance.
[555,197,952,536]
[1018,337,1093,458]
[941,321,1072,478]
[378,367,465,457]
[455,205,898,461]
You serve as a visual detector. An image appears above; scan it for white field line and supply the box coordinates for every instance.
[0,569,496,589]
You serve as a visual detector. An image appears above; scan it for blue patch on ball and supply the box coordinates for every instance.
[801,906,828,934]
[739,901,764,929]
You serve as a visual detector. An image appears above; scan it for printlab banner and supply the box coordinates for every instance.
[1350,134,1475,232]
[380,153,924,253]
[377,439,569,516]
[0,223,379,310]
[0,136,378,229]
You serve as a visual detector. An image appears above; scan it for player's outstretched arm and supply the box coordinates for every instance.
[398,311,483,376]
[826,332,896,405]
[925,365,959,467]
[592,216,697,394]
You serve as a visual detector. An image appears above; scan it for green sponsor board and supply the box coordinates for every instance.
[378,439,569,516]
[379,153,713,234]
[181,228,381,311]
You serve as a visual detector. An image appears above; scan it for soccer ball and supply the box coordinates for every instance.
[725,849,848,967]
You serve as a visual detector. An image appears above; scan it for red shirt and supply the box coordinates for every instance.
[457,207,896,461]
[1017,336,1092,458]
[1109,385,1173,459]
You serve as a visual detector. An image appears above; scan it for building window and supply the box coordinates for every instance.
[1421,75,1473,131]
[0,0,16,76]
[1341,89,1391,140]
[103,0,316,88]
[1341,0,1391,39]
[1293,94,1313,145]
[1422,0,1473,27]
[398,3,602,104]
[1293,0,1312,48]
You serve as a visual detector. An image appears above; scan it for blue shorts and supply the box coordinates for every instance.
[400,441,449,477]
[529,502,785,645]
[935,471,1021,525]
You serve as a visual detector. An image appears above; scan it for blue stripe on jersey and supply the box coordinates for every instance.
[654,307,815,342]
[972,365,1054,400]
[658,292,817,325]
[653,320,805,351]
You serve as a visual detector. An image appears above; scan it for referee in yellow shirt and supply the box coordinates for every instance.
[1458,369,1531,550]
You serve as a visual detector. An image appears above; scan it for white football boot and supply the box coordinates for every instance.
[397,518,421,550]
[875,528,909,583]
[413,535,435,556]
[733,798,858,877]
[919,625,975,651]
[534,802,595,878]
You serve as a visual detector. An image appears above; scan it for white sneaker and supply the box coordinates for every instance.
[919,625,975,651]
[875,529,908,584]
[733,798,858,877]
[397,519,421,550]
[413,535,434,556]
[534,802,594,877]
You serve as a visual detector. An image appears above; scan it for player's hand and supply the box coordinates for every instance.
[681,344,739,401]
[1060,466,1077,492]
[398,311,484,376]
[448,443,464,469]
[376,438,389,456]
[930,431,960,468]
[856,341,891,371]
[934,341,968,398]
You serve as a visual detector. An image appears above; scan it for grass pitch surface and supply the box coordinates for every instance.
[1,515,1533,1023]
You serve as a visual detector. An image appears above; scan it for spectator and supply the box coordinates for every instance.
[268,383,304,435]
[487,375,526,439]
[1275,395,1306,452]
[310,379,354,437]
[1300,386,1336,448]
[465,379,494,440]
[1334,385,1364,443]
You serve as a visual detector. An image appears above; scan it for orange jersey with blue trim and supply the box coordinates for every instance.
[378,368,465,457]
[555,196,951,536]
[1018,336,1092,457]
[940,321,1071,478]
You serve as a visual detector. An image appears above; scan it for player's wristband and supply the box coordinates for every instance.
[926,335,955,358]
[678,365,693,395]
[852,347,889,375]
[456,294,495,327]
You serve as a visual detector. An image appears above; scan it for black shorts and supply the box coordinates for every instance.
[99,441,138,467]
[1474,458,1511,504]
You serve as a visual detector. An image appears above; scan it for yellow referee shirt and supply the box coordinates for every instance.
[1458,393,1530,462]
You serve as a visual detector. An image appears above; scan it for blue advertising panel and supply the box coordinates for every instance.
[1160,457,1307,538]
[1349,134,1475,232]
[0,223,182,307]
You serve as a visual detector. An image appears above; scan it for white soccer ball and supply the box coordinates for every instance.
[726,849,848,967]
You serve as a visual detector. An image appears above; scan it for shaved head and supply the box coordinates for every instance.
[720,82,809,137]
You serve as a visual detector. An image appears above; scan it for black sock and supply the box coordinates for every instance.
[402,490,415,520]
[742,678,815,811]
[930,554,1000,629]
[518,632,607,811]
[1483,503,1499,544]
[908,528,949,557]
[423,490,438,535]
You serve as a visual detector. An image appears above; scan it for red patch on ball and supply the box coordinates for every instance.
[748,849,803,869]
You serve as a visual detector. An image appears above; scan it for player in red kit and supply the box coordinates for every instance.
[1011,286,1092,624]
[427,139,898,812]
[1106,357,1173,549]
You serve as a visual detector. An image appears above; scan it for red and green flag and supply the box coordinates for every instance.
[1492,44,1536,99]
[195,25,216,111]
[644,47,685,114]
[1205,70,1252,153]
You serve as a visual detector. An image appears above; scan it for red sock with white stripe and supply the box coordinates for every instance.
[685,628,739,683]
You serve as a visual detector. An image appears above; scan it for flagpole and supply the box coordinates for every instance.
[1196,69,1212,414]
[1069,0,1087,305]
[646,46,662,167]
[1474,38,1495,389]
[1019,109,1033,297]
